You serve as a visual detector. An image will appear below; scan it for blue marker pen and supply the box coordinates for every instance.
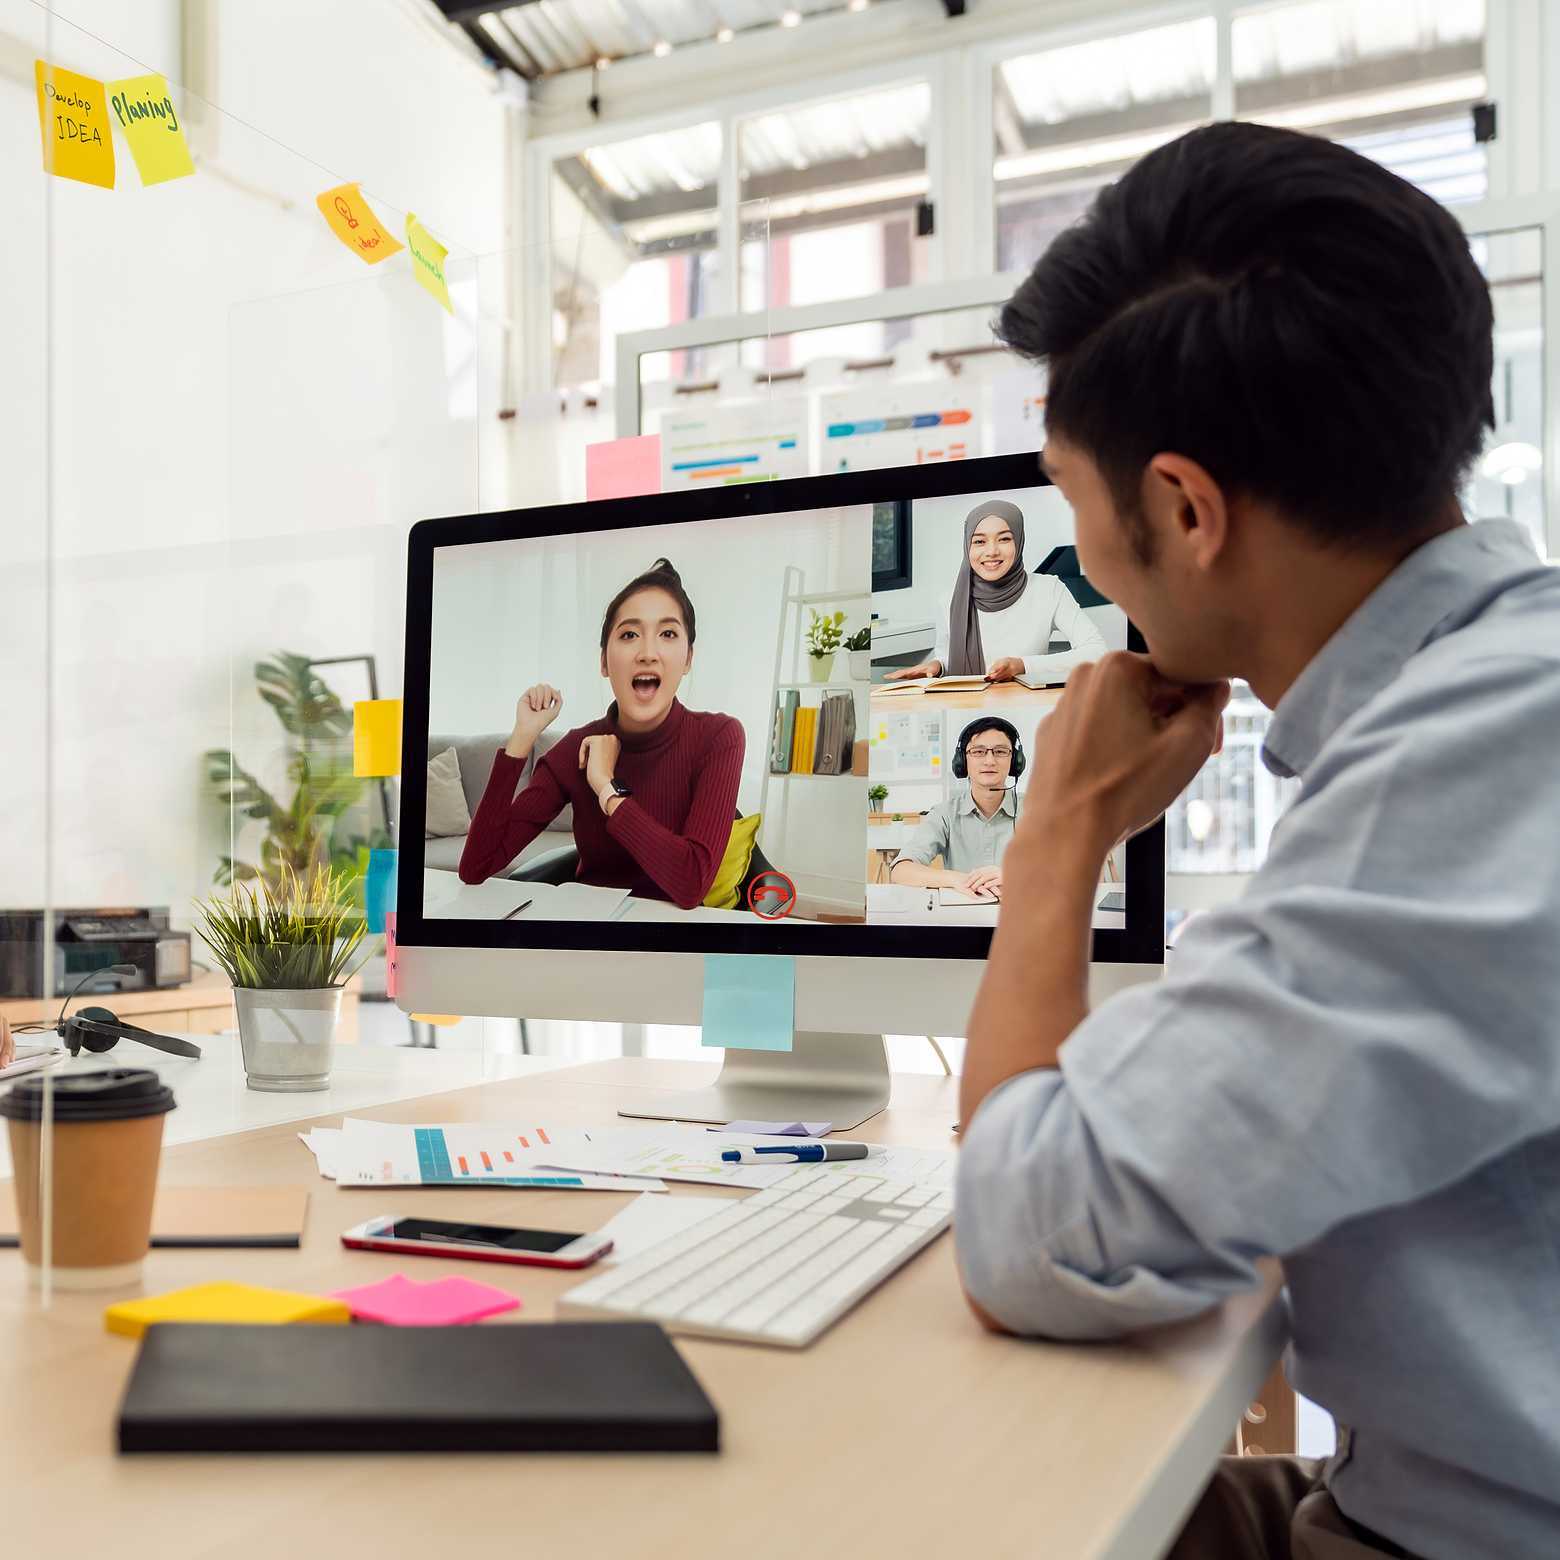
[721,1142,870,1165]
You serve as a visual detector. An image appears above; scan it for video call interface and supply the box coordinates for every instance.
[420,486,1128,931]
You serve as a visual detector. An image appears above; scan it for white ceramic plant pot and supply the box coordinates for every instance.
[234,987,342,1092]
[808,651,836,683]
[849,649,871,681]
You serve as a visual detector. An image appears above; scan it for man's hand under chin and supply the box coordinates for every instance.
[958,654,1229,1131]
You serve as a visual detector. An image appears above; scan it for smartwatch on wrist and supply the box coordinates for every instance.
[600,779,631,813]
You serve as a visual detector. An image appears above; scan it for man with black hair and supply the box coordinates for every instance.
[891,715,1021,900]
[953,122,1560,1557]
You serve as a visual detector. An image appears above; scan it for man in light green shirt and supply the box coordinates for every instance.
[890,716,1022,900]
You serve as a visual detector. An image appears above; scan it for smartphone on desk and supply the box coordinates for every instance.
[342,1215,613,1269]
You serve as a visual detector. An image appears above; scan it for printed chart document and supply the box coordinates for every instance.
[313,1120,666,1192]
[519,1127,956,1193]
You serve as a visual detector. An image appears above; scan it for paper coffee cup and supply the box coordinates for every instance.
[2,1068,176,1290]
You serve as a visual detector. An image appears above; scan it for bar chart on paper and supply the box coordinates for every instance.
[659,400,810,489]
[331,1120,667,1191]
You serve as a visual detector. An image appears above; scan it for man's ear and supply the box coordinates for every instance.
[1145,453,1230,571]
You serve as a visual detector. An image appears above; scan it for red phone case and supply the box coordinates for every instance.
[341,1231,611,1269]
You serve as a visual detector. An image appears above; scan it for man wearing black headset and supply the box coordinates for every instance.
[890,716,1023,901]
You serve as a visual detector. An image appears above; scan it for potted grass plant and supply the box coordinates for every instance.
[194,864,370,1093]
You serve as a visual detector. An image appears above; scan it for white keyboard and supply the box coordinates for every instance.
[558,1161,954,1348]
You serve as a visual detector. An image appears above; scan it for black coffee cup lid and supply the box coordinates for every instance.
[0,1067,176,1123]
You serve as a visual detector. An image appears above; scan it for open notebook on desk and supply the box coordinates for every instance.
[423,870,630,923]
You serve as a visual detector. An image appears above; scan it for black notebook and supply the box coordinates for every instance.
[118,1322,719,1454]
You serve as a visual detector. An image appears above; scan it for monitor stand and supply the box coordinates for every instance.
[616,1032,891,1131]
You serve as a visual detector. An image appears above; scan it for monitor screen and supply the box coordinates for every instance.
[401,455,1162,964]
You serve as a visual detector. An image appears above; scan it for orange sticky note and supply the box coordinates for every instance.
[353,698,403,777]
[586,435,662,501]
[35,60,115,188]
[316,181,404,265]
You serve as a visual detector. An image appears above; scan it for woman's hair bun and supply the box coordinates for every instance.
[651,556,679,579]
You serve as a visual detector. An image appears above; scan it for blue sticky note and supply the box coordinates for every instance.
[701,954,794,1053]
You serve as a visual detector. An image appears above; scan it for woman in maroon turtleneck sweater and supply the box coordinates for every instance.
[458,558,745,911]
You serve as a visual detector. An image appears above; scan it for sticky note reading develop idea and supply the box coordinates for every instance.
[702,954,795,1053]
[35,60,114,188]
[107,73,195,186]
[405,212,453,313]
[316,182,405,265]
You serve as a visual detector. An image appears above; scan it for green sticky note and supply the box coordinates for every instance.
[702,954,794,1052]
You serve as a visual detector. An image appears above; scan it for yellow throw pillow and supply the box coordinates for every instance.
[704,814,762,911]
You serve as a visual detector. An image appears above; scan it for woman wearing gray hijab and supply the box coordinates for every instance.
[886,499,1106,683]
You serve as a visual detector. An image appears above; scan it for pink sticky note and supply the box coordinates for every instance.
[586,434,661,501]
[331,1273,521,1326]
[384,911,398,998]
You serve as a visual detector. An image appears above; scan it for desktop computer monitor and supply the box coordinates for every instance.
[397,453,1164,1127]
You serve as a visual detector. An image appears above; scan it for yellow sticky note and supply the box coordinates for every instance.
[316,181,404,265]
[35,60,115,189]
[105,1282,350,1340]
[106,72,195,186]
[405,211,453,313]
[353,698,403,778]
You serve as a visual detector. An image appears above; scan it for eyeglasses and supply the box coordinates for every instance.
[966,746,1012,761]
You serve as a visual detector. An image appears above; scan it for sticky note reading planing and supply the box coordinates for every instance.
[353,698,403,778]
[106,73,194,186]
[35,60,115,188]
[702,954,795,1053]
[316,182,405,265]
[586,435,662,501]
[405,212,453,313]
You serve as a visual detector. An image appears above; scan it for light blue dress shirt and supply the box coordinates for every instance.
[955,521,1560,1558]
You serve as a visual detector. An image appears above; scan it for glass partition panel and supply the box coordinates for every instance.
[552,121,722,394]
[740,81,931,314]
[639,302,1043,477]
[1233,0,1488,204]
[993,16,1216,271]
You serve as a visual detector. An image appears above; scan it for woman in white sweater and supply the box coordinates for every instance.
[886,499,1106,684]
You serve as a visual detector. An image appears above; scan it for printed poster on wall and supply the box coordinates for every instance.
[817,384,979,473]
[659,399,810,490]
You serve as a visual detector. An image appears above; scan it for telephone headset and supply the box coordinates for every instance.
[12,964,202,1061]
[950,717,1025,784]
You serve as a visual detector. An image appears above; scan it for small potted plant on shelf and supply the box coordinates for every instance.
[868,783,890,816]
[844,624,872,682]
[805,609,846,682]
[193,863,370,1093]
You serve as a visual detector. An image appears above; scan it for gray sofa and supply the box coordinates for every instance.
[424,731,575,878]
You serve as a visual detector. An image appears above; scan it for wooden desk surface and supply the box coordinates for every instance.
[3,1058,1284,1560]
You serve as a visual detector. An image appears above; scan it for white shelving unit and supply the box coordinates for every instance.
[758,565,872,917]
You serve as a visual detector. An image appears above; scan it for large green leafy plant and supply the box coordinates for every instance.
[204,652,390,887]
[193,864,369,990]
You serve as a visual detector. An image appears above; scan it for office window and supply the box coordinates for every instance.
[1233,0,1488,204]
[993,17,1216,273]
[739,82,932,319]
[1467,227,1545,552]
[1167,685,1299,874]
[551,123,721,390]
